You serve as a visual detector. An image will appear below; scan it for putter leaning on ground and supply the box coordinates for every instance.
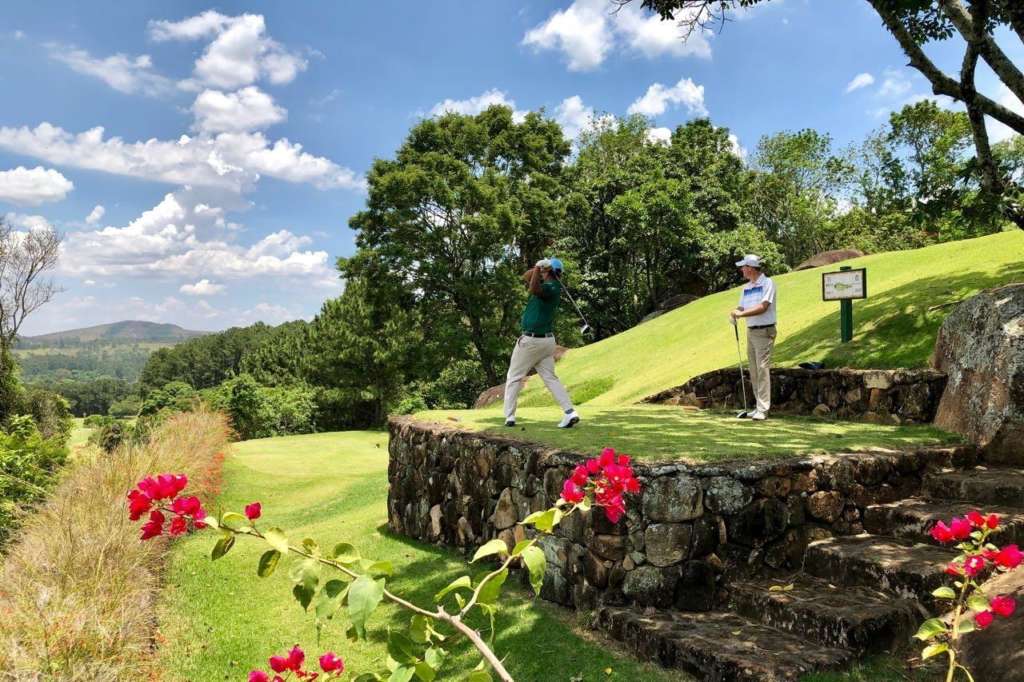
[502,257,581,429]
[730,254,777,421]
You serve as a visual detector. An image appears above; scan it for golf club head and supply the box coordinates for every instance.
[580,323,592,336]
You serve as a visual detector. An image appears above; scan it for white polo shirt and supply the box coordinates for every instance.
[739,273,777,327]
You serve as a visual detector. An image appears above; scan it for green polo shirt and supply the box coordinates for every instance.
[521,281,560,334]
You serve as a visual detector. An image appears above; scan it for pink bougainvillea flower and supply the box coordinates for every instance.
[319,652,344,673]
[268,656,289,674]
[598,448,616,468]
[975,610,995,629]
[986,513,1000,529]
[127,489,152,521]
[193,508,209,529]
[950,517,972,541]
[964,555,986,577]
[168,515,188,536]
[994,544,1023,569]
[140,510,165,540]
[171,495,202,516]
[990,595,1016,618]
[561,480,585,504]
[245,502,262,521]
[945,562,963,576]
[585,458,601,474]
[967,510,985,527]
[570,465,589,487]
[286,645,305,671]
[931,521,954,544]
[248,671,269,682]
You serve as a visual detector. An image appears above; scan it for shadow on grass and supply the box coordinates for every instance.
[777,262,1024,369]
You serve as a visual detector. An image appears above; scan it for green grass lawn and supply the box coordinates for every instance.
[413,406,960,463]
[156,431,689,682]
[516,231,1024,408]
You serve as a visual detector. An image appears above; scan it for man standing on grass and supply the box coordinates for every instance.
[503,258,580,429]
[730,254,777,421]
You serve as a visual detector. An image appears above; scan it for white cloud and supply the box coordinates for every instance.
[989,85,1023,144]
[238,301,302,325]
[4,212,54,232]
[728,132,747,160]
[49,44,173,97]
[58,190,340,289]
[845,72,875,94]
[192,86,287,133]
[646,127,672,145]
[85,205,105,224]
[13,30,25,40]
[430,89,527,122]
[523,0,709,71]
[555,95,613,140]
[627,77,707,117]
[0,166,74,206]
[0,123,364,192]
[878,69,913,99]
[149,11,307,90]
[180,278,225,295]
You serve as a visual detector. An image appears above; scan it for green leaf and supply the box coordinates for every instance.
[366,560,394,577]
[932,586,956,600]
[409,615,428,644]
[221,512,251,532]
[521,545,546,597]
[289,558,320,591]
[922,643,949,660]
[202,515,219,529]
[387,631,418,665]
[467,671,492,682]
[211,533,235,561]
[476,568,508,605]
[332,542,360,563]
[511,539,534,557]
[414,661,437,682]
[424,647,445,669]
[388,666,416,682]
[434,575,471,603]
[968,594,990,612]
[353,675,384,682]
[257,549,282,577]
[264,527,289,554]
[292,583,315,611]
[914,618,948,641]
[472,539,509,563]
[348,575,385,639]
[577,496,592,512]
[302,538,321,556]
[522,508,563,533]
[315,579,349,621]
[957,620,975,634]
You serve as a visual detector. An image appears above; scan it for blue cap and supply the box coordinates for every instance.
[548,257,564,273]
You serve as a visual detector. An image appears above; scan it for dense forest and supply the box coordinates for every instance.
[131,102,1024,434]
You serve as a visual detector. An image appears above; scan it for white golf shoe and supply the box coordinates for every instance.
[557,410,580,429]
[751,411,768,421]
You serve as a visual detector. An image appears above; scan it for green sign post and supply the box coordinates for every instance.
[822,266,867,344]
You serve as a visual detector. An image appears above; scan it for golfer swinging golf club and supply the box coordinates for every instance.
[730,254,777,421]
[503,257,580,429]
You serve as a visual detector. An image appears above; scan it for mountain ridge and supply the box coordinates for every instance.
[17,320,211,347]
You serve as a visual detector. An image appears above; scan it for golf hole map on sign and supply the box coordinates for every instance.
[822,267,867,300]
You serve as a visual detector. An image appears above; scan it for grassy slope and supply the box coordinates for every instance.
[413,406,959,463]
[516,231,1024,408]
[157,432,686,682]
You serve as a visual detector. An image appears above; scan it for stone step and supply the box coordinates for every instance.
[923,466,1024,506]
[728,574,920,652]
[864,498,1024,546]
[803,534,957,607]
[595,606,853,682]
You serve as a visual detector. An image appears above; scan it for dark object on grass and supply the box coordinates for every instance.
[799,362,825,370]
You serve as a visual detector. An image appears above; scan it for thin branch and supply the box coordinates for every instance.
[938,0,1024,105]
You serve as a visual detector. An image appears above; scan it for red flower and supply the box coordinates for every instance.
[287,646,305,671]
[127,489,152,521]
[986,514,1000,530]
[249,671,269,682]
[319,652,344,673]
[975,610,995,629]
[168,515,188,536]
[990,595,1016,618]
[931,521,954,543]
[585,458,600,474]
[561,480,585,504]
[193,507,209,529]
[994,545,1023,569]
[570,465,589,487]
[269,656,289,674]
[964,555,986,577]
[616,454,631,466]
[140,510,165,540]
[950,517,972,541]
[945,562,963,576]
[967,510,985,527]
[171,495,202,516]
[598,448,616,468]
[245,502,262,521]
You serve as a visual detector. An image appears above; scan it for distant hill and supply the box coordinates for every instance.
[17,321,210,349]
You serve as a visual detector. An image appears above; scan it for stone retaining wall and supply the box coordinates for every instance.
[388,417,975,613]
[644,368,947,424]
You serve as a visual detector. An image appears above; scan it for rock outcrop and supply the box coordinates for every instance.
[794,249,864,271]
[932,283,1024,463]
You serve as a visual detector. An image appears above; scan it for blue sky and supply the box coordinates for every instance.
[1,0,1020,335]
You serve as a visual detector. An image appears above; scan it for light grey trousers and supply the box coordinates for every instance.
[503,335,573,419]
[746,326,777,413]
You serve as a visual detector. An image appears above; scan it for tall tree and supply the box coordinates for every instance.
[345,106,570,384]
[620,0,1024,227]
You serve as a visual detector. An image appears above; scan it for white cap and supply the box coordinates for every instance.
[735,254,762,268]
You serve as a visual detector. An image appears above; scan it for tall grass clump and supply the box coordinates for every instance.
[0,408,231,680]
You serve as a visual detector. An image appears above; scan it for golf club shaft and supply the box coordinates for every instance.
[734,323,750,413]
[558,282,592,332]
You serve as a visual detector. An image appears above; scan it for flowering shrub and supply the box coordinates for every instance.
[917,511,1022,681]
[128,448,640,681]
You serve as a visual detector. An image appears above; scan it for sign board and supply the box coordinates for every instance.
[822,268,867,301]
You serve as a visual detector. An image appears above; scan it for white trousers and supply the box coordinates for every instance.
[503,335,573,419]
[746,326,777,413]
